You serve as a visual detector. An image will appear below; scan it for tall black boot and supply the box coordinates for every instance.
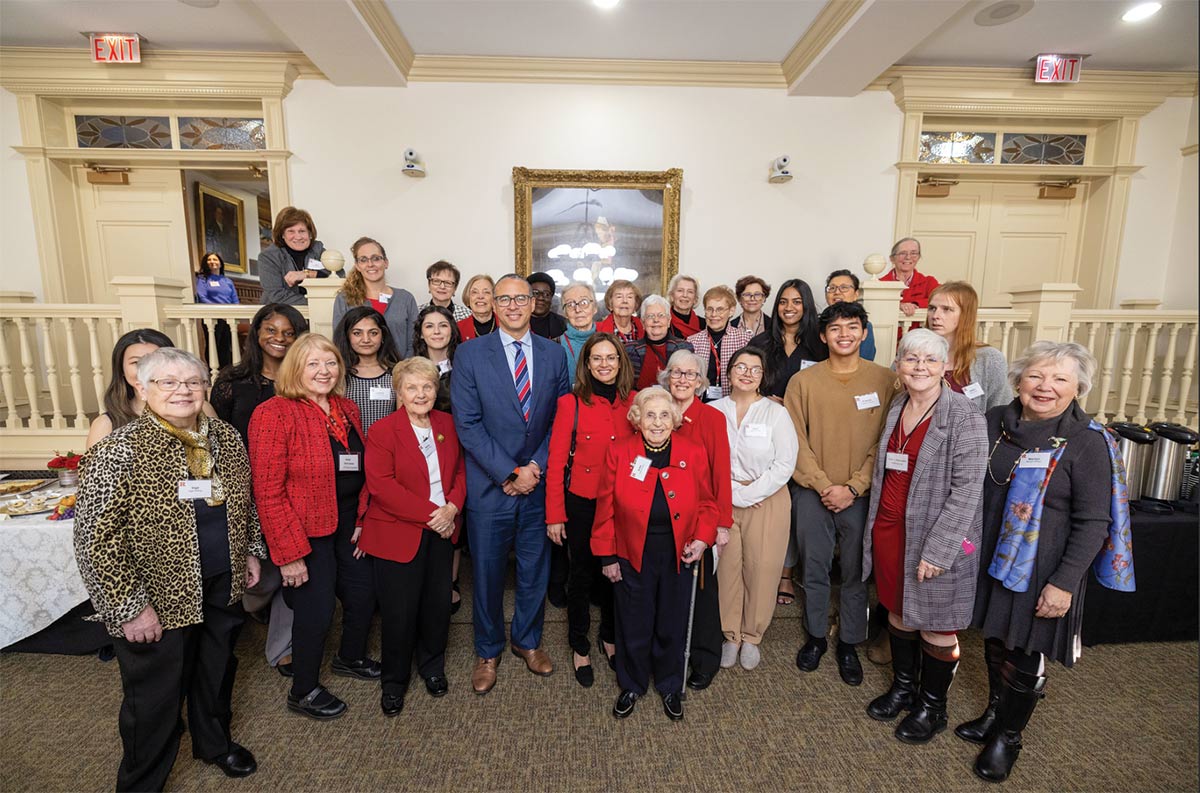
[955,637,1007,744]
[973,662,1047,783]
[894,646,957,744]
[865,627,920,721]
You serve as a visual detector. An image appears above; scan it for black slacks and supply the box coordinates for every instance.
[200,319,233,370]
[688,545,722,677]
[281,520,376,698]
[373,530,453,696]
[613,533,691,697]
[113,571,244,793]
[564,492,614,656]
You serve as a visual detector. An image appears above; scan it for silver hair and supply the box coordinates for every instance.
[1008,341,1096,398]
[657,348,709,395]
[667,274,699,296]
[137,347,209,390]
[627,386,683,429]
[494,273,532,294]
[895,328,949,364]
[639,294,670,320]
[562,282,596,302]
[890,237,922,256]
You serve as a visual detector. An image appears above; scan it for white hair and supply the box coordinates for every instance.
[1008,341,1096,398]
[667,274,699,296]
[562,282,596,301]
[639,294,670,319]
[627,386,683,429]
[137,347,208,390]
[658,348,709,395]
[895,328,949,363]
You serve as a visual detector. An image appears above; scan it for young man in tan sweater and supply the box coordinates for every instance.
[784,301,899,686]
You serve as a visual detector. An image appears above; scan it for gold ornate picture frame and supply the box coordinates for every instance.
[196,183,247,274]
[513,167,682,298]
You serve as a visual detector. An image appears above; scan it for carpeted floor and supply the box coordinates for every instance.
[1,566,1196,792]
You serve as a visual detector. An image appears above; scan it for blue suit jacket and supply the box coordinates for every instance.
[451,330,570,510]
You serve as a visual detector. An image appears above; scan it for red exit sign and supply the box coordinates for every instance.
[1035,53,1083,83]
[90,33,141,64]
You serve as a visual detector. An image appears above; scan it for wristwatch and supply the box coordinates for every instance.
[846,484,860,498]
[504,468,520,485]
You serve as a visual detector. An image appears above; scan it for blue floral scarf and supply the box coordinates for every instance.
[988,420,1135,593]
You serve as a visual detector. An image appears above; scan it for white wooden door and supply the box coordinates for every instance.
[912,182,992,287]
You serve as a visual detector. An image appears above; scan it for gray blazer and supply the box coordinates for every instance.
[332,288,419,358]
[863,387,988,631]
[258,240,343,305]
[968,346,1010,413]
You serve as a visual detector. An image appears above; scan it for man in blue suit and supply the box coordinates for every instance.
[452,273,570,695]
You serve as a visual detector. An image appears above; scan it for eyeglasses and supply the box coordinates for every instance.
[893,251,921,259]
[589,354,619,365]
[732,363,763,376]
[429,278,457,289]
[494,294,532,307]
[704,305,732,315]
[563,299,593,311]
[149,377,208,391]
[825,284,856,294]
[531,291,554,300]
[740,292,765,301]
[355,255,386,265]
[643,312,669,322]
[899,356,942,368]
[669,370,700,381]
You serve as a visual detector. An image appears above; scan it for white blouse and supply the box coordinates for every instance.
[712,396,799,509]
[412,424,446,507]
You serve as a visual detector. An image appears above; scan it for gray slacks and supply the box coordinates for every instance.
[241,557,294,667]
[792,484,870,644]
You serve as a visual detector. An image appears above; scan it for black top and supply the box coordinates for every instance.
[704,328,726,394]
[210,374,275,448]
[473,315,496,337]
[531,312,568,340]
[332,428,367,530]
[646,440,673,537]
[436,370,453,414]
[591,378,617,403]
[750,330,829,399]
[194,497,231,578]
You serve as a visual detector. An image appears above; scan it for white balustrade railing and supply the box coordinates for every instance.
[901,309,1031,360]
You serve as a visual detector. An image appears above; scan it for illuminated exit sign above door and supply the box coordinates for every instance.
[90,33,142,63]
[1035,54,1083,83]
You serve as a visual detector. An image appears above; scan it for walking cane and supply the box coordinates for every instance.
[680,559,700,701]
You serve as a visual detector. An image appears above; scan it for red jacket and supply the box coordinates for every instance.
[457,315,493,342]
[591,434,718,573]
[249,395,369,566]
[597,314,644,343]
[545,390,638,524]
[676,399,734,528]
[361,409,466,563]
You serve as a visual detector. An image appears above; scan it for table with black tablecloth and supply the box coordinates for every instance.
[1082,509,1199,646]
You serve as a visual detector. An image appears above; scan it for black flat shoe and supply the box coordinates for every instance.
[381,692,405,717]
[599,630,616,671]
[612,690,638,719]
[287,686,347,720]
[275,662,293,678]
[662,692,684,721]
[331,655,382,680]
[686,670,713,691]
[836,641,863,687]
[203,743,257,778]
[424,675,449,698]
[796,638,827,673]
[574,663,595,688]
[450,579,462,616]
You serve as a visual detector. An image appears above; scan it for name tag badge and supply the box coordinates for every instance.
[177,479,212,500]
[855,392,881,410]
[306,258,326,271]
[744,423,770,438]
[963,382,985,399]
[885,452,910,472]
[800,359,817,370]
[208,280,221,288]
[437,359,452,375]
[378,292,391,304]
[338,453,361,472]
[1019,451,1052,469]
[369,386,392,401]
[630,456,651,481]
[705,385,723,401]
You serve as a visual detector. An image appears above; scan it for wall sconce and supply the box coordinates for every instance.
[403,148,425,178]
[768,155,792,184]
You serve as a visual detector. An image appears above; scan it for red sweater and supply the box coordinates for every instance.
[597,314,644,343]
[249,395,369,566]
[676,399,734,528]
[361,409,466,564]
[591,434,718,573]
[881,269,940,308]
[544,390,638,524]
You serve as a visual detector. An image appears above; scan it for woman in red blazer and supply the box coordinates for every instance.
[362,357,466,716]
[658,348,734,691]
[545,333,637,687]
[248,333,377,722]
[592,386,717,722]
[456,274,496,342]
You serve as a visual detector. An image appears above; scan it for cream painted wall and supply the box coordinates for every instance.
[282,80,902,303]
[1161,98,1198,311]
[1,89,42,298]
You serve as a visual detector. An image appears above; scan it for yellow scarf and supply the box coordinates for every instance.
[146,408,225,506]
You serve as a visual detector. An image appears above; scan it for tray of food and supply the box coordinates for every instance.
[0,478,56,497]
[0,490,65,517]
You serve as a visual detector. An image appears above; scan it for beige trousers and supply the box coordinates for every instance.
[718,484,792,645]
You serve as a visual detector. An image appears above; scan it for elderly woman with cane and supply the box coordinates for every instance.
[592,386,717,721]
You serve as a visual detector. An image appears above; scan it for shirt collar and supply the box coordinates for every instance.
[500,328,532,348]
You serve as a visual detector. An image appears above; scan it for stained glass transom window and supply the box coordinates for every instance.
[75,115,171,149]
[919,132,996,164]
[179,117,266,150]
[1001,134,1087,165]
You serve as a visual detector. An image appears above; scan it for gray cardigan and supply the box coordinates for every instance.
[863,387,988,631]
[968,345,1010,413]
[332,288,419,358]
[258,240,343,305]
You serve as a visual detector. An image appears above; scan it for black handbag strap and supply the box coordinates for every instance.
[563,395,580,489]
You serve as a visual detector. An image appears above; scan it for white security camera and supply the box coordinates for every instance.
[769,155,792,184]
[403,148,425,178]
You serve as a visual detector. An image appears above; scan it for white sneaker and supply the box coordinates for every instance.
[740,642,761,670]
[720,641,740,668]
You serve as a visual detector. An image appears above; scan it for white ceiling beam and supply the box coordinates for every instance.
[785,0,970,97]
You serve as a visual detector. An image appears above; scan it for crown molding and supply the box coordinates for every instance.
[895,161,1144,179]
[407,54,786,88]
[781,0,867,87]
[350,0,414,81]
[13,146,292,168]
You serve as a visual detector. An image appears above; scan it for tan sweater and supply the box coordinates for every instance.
[784,359,900,496]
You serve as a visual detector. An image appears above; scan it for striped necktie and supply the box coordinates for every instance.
[512,340,531,421]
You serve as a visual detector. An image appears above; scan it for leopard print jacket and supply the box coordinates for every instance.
[74,414,267,638]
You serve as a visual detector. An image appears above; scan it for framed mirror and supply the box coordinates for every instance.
[513,167,682,304]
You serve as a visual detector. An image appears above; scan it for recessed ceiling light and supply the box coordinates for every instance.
[593,0,621,9]
[1122,2,1162,22]
[973,0,1035,27]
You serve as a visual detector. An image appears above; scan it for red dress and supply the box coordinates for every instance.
[871,413,933,614]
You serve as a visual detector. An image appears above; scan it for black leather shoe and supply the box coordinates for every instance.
[204,743,257,778]
[547,582,568,609]
[612,690,639,719]
[450,579,462,616]
[331,655,382,680]
[424,675,449,698]
[275,662,293,678]
[686,670,714,691]
[574,663,595,688]
[836,641,863,686]
[662,692,684,721]
[381,691,405,717]
[795,638,827,672]
[287,686,347,720]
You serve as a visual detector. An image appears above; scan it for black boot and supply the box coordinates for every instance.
[955,638,1006,744]
[895,649,957,744]
[973,662,1047,783]
[866,628,921,721]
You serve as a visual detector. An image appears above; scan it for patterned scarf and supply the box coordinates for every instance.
[146,407,225,506]
[307,397,350,448]
[988,420,1134,593]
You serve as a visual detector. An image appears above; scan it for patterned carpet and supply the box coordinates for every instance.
[1,567,1196,792]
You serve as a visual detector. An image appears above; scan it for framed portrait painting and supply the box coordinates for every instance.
[513,168,682,305]
[196,183,246,274]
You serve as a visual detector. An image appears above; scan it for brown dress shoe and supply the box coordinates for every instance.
[472,656,500,695]
[511,646,554,676]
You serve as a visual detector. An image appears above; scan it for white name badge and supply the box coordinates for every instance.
[1019,451,1052,469]
[963,382,985,399]
[377,292,391,304]
[705,385,723,401]
[885,452,910,472]
[437,359,452,375]
[178,479,212,500]
[855,392,881,410]
[800,359,817,370]
[338,453,361,472]
[630,456,651,481]
[208,280,221,288]
[369,386,392,401]
[744,423,770,438]
[305,258,326,271]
